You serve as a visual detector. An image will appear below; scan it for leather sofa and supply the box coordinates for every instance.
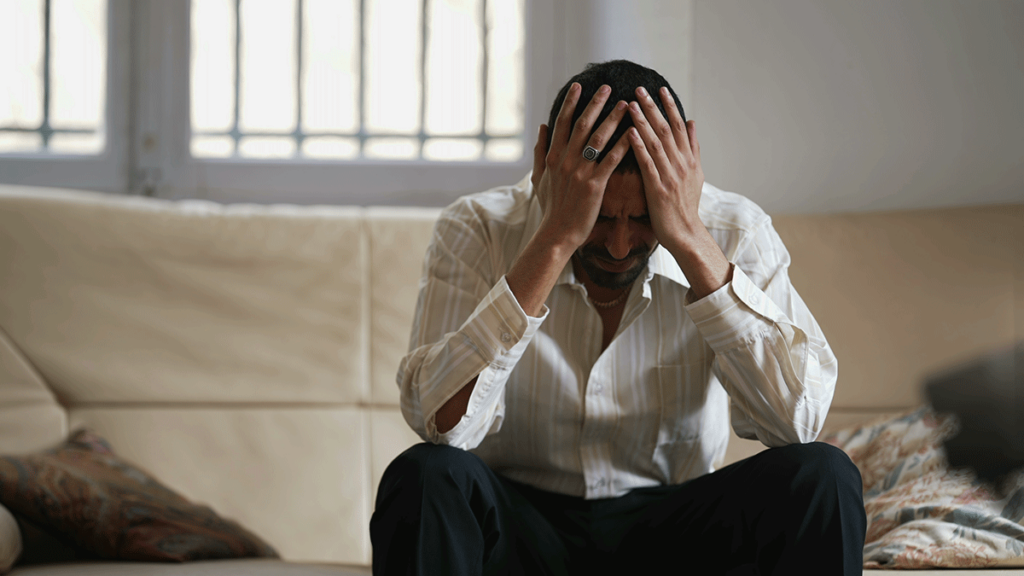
[0,183,1021,575]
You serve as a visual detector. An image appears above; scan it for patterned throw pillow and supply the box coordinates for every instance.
[824,407,1024,569]
[0,429,278,563]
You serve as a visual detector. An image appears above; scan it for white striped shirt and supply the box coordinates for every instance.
[397,174,837,499]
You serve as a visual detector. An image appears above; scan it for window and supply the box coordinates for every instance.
[0,0,557,205]
[190,0,525,163]
[0,0,129,192]
[0,0,107,155]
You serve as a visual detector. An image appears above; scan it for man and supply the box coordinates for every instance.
[371,60,865,575]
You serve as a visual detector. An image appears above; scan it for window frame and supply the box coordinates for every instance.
[0,0,132,194]
[137,0,562,207]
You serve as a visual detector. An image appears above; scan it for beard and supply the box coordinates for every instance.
[573,244,652,290]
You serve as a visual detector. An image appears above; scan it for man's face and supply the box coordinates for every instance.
[573,171,658,290]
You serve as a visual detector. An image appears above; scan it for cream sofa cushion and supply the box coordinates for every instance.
[0,188,368,405]
[0,327,65,455]
[773,205,1022,409]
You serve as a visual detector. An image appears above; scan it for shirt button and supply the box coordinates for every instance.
[592,384,603,394]
[500,332,512,343]
[750,293,761,305]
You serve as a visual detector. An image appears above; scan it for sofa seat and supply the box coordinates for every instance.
[7,560,370,575]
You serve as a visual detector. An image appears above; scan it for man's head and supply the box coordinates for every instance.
[546,60,685,290]
[545,60,686,174]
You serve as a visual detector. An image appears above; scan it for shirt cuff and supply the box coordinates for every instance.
[461,275,548,368]
[684,265,787,352]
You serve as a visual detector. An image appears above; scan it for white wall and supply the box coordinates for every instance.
[690,0,1024,214]
[560,0,1023,214]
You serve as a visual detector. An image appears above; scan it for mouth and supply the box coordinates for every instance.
[595,256,636,273]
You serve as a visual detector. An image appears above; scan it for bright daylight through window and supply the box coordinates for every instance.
[190,0,525,162]
[0,0,107,155]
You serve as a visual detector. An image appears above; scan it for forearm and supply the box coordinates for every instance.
[506,227,576,316]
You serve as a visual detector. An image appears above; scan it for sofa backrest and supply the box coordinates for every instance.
[1,184,1021,565]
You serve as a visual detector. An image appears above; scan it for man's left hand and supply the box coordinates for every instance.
[628,86,732,300]
[626,86,705,255]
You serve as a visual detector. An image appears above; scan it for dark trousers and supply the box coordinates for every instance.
[370,442,866,575]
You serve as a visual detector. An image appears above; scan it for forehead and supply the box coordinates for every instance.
[602,172,647,217]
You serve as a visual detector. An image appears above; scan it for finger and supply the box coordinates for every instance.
[626,126,662,186]
[635,86,676,156]
[568,84,612,155]
[549,82,581,152]
[532,124,548,189]
[583,100,628,164]
[687,120,701,164]
[593,129,632,181]
[660,86,690,153]
[628,100,673,181]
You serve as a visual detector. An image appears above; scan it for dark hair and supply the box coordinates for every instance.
[545,59,686,174]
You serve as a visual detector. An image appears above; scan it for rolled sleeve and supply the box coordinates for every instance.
[685,221,837,448]
[425,276,548,448]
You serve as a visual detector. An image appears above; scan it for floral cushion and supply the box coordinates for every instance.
[824,407,1024,568]
[0,429,278,563]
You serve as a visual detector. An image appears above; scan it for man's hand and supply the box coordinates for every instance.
[625,86,705,252]
[627,86,731,300]
[531,82,632,252]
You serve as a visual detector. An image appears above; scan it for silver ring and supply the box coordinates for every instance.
[582,146,600,162]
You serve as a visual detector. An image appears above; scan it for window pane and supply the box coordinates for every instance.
[50,131,102,154]
[365,0,421,134]
[191,0,235,133]
[50,0,106,130]
[0,0,44,129]
[423,137,482,161]
[238,136,296,158]
[364,137,419,159]
[302,136,358,159]
[239,0,297,133]
[0,131,43,153]
[424,0,482,136]
[302,0,359,134]
[191,135,234,158]
[485,0,523,136]
[484,137,522,161]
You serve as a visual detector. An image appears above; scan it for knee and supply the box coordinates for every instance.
[377,443,485,502]
[763,442,863,499]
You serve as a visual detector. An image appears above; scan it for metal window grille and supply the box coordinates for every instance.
[0,0,107,155]
[190,0,525,162]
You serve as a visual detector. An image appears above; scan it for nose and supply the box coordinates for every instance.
[606,219,631,260]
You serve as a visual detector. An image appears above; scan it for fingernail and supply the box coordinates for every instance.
[615,100,626,110]
[637,87,648,98]
[599,85,610,95]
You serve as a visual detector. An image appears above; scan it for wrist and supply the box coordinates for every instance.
[534,218,586,259]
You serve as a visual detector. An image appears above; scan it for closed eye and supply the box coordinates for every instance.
[630,215,651,224]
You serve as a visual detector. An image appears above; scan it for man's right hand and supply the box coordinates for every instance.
[531,82,632,252]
